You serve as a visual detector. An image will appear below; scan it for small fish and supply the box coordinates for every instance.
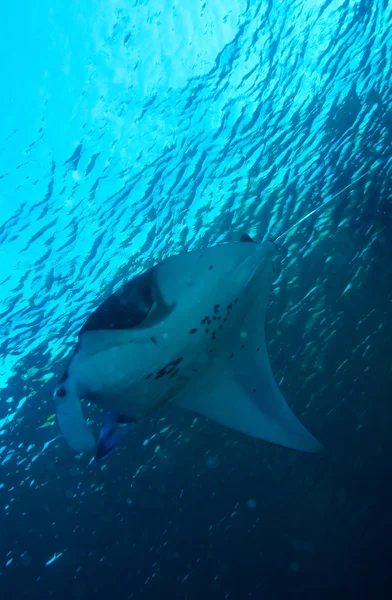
[37,414,56,429]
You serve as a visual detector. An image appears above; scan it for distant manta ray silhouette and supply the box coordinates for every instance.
[53,161,386,461]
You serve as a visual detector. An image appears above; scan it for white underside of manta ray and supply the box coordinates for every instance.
[53,233,322,461]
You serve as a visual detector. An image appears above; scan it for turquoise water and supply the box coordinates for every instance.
[0,1,391,598]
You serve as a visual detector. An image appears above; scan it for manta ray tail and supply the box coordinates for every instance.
[54,382,95,453]
[270,159,388,244]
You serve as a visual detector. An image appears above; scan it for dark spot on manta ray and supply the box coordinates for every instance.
[229,353,234,358]
[214,304,220,314]
[155,365,171,379]
[169,369,179,379]
[219,325,223,330]
[217,316,221,320]
[209,265,213,270]
[145,374,153,379]
[150,337,157,345]
[205,328,210,333]
[189,328,197,334]
[212,316,216,320]
[253,388,257,393]
[56,387,67,397]
[155,372,165,380]
[223,317,227,322]
[227,303,232,310]
[235,298,239,303]
[256,347,260,352]
[153,358,184,380]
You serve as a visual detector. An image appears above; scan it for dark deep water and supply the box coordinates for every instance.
[0,1,392,598]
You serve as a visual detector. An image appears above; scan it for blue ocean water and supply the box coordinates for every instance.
[0,1,391,598]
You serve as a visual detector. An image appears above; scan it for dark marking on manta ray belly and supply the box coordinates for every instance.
[189,328,197,334]
[209,265,213,270]
[155,364,171,379]
[152,357,183,380]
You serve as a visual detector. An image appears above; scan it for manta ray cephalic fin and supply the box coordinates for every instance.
[94,411,135,461]
[54,384,95,453]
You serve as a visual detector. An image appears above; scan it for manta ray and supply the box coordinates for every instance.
[53,165,384,461]
[54,232,322,461]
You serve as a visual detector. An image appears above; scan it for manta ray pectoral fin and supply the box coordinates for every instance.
[94,411,134,461]
[54,385,95,453]
[177,245,321,453]
[177,366,322,453]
